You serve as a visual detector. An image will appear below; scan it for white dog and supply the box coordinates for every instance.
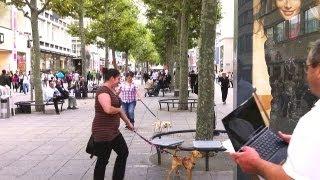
[153,121,172,133]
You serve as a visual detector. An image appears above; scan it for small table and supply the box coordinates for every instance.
[193,140,225,171]
[151,137,184,165]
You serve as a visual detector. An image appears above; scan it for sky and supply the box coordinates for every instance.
[133,0,148,25]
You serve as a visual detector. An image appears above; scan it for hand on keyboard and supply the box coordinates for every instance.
[278,131,291,144]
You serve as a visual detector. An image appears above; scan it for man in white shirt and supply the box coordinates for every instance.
[151,70,158,82]
[230,39,320,180]
[43,81,62,114]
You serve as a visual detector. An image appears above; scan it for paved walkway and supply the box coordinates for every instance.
[0,82,235,180]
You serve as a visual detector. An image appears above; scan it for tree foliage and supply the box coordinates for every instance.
[66,0,159,67]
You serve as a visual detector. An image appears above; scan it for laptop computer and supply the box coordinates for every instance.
[222,94,288,164]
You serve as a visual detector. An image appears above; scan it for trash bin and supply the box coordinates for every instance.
[20,102,31,114]
[1,97,10,118]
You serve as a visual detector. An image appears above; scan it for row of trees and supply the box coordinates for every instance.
[2,0,222,140]
[1,0,159,112]
[142,0,221,139]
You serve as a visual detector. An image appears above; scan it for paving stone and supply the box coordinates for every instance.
[0,160,41,176]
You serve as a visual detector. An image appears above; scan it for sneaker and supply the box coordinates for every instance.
[67,106,72,110]
[72,107,79,110]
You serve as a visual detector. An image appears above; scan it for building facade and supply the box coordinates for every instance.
[0,2,77,74]
[36,11,75,72]
[0,2,31,73]
[215,0,235,74]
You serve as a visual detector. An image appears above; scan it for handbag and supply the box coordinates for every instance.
[86,135,95,159]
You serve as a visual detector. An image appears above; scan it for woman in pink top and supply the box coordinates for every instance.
[118,71,140,127]
[12,73,19,92]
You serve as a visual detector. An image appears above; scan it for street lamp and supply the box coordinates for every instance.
[0,33,4,44]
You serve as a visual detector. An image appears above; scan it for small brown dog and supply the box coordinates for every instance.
[167,150,203,180]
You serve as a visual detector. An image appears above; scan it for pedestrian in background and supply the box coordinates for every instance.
[118,71,140,127]
[189,70,197,93]
[92,69,133,180]
[12,73,19,92]
[22,72,30,94]
[218,72,230,104]
[0,70,11,87]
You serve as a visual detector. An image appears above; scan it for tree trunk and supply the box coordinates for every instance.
[104,0,109,68]
[146,61,149,73]
[178,0,189,110]
[79,0,86,78]
[30,47,34,101]
[174,14,181,90]
[167,35,174,90]
[105,45,109,68]
[196,0,217,140]
[124,51,129,73]
[30,0,44,112]
[112,49,118,69]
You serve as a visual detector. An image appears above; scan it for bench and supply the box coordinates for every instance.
[87,85,99,98]
[158,98,198,112]
[151,129,227,171]
[87,89,97,98]
[14,100,64,114]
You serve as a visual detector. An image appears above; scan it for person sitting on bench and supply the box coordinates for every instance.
[56,80,78,110]
[43,81,63,114]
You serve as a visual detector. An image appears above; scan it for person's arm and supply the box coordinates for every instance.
[230,146,292,180]
[255,159,291,180]
[119,109,134,130]
[98,93,121,114]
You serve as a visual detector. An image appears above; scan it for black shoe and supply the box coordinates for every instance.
[67,106,72,110]
[72,107,79,110]
[56,111,60,115]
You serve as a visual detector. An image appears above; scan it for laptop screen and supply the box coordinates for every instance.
[222,96,266,151]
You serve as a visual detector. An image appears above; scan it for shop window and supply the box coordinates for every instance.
[275,21,286,42]
[305,6,320,34]
[289,15,300,39]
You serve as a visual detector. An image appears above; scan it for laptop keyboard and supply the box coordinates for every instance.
[249,130,284,160]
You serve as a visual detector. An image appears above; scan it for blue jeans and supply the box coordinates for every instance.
[122,101,136,125]
[23,83,29,94]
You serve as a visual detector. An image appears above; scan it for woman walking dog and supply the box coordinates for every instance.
[92,69,134,180]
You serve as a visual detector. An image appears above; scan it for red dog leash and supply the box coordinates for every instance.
[132,130,175,156]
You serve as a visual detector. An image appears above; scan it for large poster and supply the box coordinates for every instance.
[17,53,26,72]
[237,0,320,133]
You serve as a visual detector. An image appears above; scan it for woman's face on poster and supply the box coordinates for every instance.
[276,0,302,20]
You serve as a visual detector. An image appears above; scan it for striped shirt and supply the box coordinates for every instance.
[119,82,137,103]
[92,86,122,142]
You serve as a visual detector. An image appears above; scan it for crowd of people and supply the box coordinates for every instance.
[143,69,172,96]
[0,70,31,94]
